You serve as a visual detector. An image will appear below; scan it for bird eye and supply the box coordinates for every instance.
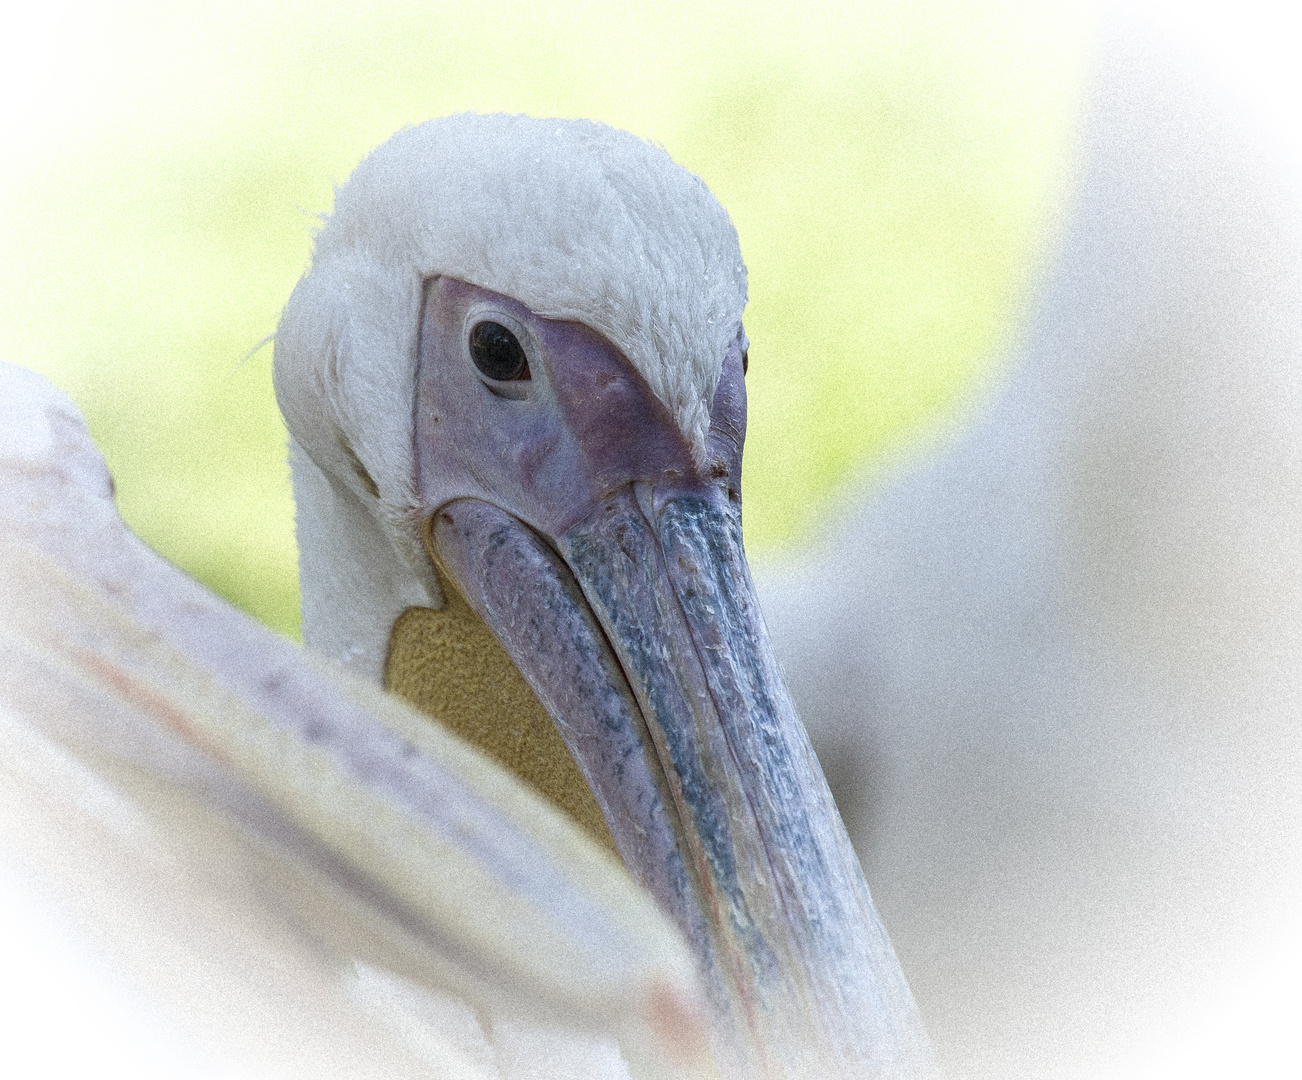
[469,321,531,382]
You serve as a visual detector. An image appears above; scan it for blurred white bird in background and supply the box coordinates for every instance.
[758,5,1302,1077]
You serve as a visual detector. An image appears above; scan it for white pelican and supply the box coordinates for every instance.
[0,115,930,1079]
[8,11,1300,1079]
[758,11,1302,1078]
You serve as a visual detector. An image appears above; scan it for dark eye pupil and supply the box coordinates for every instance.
[469,321,530,382]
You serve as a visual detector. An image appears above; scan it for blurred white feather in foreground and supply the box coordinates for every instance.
[758,5,1302,1077]
[0,366,713,1080]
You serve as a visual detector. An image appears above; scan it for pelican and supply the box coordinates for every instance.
[0,116,929,1079]
[6,10,1302,1079]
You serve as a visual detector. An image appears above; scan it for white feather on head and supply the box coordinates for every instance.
[273,114,747,676]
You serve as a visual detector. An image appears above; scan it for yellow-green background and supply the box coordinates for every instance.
[2,1,1091,640]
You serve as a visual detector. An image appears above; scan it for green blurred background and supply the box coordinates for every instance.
[1,1,1091,640]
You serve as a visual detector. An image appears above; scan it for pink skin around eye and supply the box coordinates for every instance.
[413,275,746,540]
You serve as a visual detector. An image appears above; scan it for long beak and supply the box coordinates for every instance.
[432,485,932,1079]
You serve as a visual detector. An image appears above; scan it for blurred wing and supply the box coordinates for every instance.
[0,363,717,1080]
[759,7,1302,1079]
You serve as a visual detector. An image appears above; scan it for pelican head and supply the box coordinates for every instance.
[273,114,927,1078]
